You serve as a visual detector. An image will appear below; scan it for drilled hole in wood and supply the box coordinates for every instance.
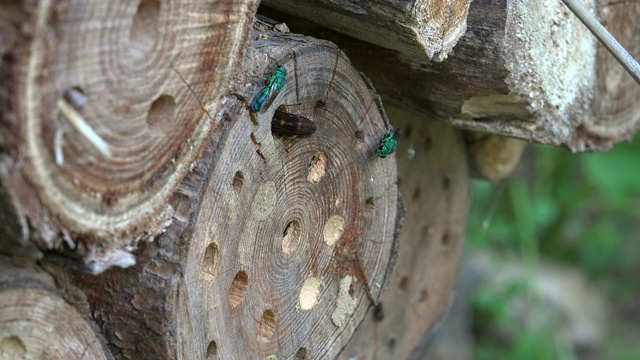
[441,232,450,246]
[257,309,276,343]
[232,171,244,193]
[130,0,159,55]
[322,214,345,247]
[424,136,432,151]
[294,347,307,359]
[314,100,326,110]
[147,95,176,135]
[206,341,217,360]
[419,288,428,302]
[63,87,86,109]
[307,151,327,183]
[442,177,451,190]
[299,276,322,310]
[373,303,384,321]
[412,188,421,202]
[281,219,301,255]
[399,275,409,291]
[229,271,248,309]
[202,241,220,277]
[365,197,375,214]
[0,336,25,358]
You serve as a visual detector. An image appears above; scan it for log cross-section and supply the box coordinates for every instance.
[0,0,259,272]
[73,31,403,359]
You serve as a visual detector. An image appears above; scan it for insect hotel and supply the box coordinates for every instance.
[0,1,638,359]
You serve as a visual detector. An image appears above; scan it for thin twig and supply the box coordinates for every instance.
[57,98,113,159]
[53,128,64,165]
[561,0,640,85]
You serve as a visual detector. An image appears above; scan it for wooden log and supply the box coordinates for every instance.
[339,106,469,359]
[261,0,640,151]
[261,0,473,61]
[0,255,110,360]
[0,0,259,272]
[586,1,640,146]
[73,30,403,359]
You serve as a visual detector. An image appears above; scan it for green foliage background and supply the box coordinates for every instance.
[467,139,640,360]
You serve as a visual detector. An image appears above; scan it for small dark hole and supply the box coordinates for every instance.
[419,288,428,302]
[63,86,86,109]
[373,303,384,321]
[424,136,432,152]
[206,341,217,359]
[412,188,421,202]
[232,171,244,192]
[442,177,451,190]
[441,232,450,246]
[399,276,409,291]
[388,337,396,349]
[295,348,307,359]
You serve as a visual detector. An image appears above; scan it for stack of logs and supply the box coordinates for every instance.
[0,0,638,359]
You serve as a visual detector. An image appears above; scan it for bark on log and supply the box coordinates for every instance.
[339,106,469,359]
[262,0,640,151]
[261,0,473,61]
[0,0,258,272]
[73,31,403,359]
[0,255,110,360]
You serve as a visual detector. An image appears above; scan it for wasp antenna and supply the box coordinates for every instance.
[273,136,289,153]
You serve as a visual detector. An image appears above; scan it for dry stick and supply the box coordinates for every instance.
[560,0,640,85]
[56,98,113,159]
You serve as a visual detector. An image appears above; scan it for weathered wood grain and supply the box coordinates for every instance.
[0,0,258,272]
[0,255,111,360]
[339,106,469,359]
[73,30,402,359]
[262,0,473,61]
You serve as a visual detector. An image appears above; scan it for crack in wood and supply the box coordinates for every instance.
[325,52,340,103]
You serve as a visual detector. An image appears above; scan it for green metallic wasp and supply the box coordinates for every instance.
[370,128,400,159]
[251,66,287,113]
[271,109,317,138]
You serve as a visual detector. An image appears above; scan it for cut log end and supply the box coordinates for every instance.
[74,31,403,359]
[340,106,469,359]
[178,31,401,359]
[0,257,110,360]
[0,0,258,269]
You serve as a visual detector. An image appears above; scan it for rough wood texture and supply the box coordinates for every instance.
[586,0,640,146]
[0,0,258,272]
[261,0,473,61]
[339,106,469,359]
[0,255,110,360]
[262,0,640,151]
[73,30,403,359]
